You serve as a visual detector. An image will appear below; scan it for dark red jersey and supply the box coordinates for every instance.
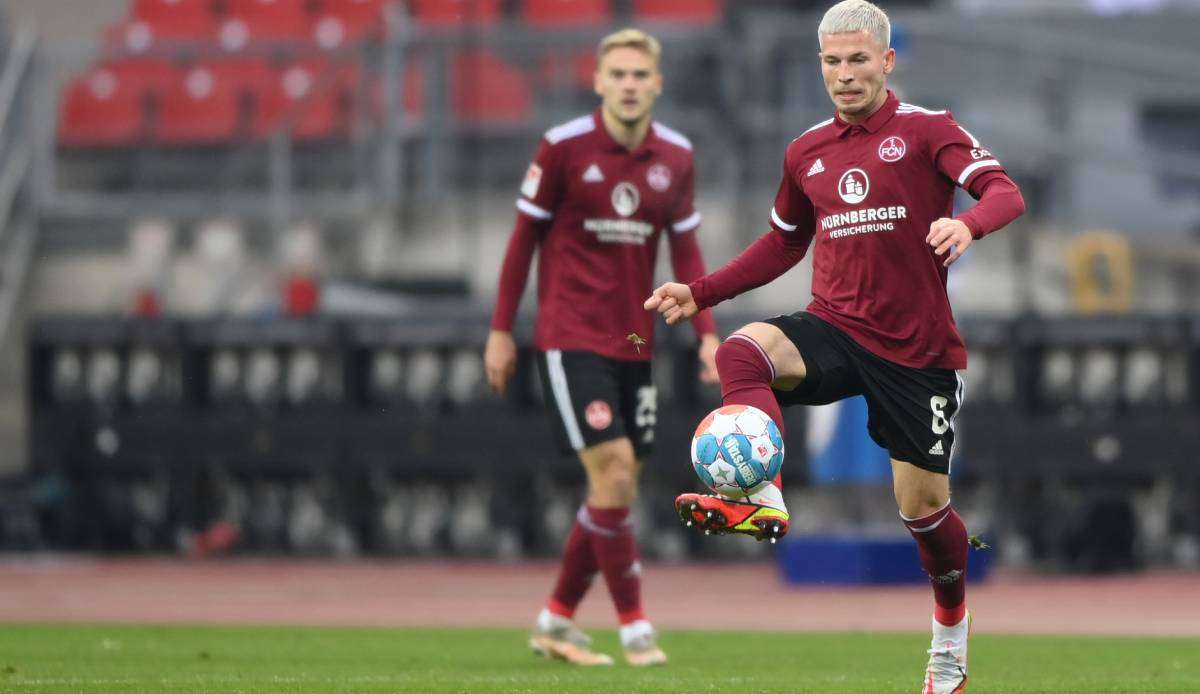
[755,91,1012,370]
[492,109,716,361]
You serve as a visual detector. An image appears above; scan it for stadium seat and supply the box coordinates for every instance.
[104,16,217,53]
[409,0,502,27]
[252,60,355,140]
[217,0,314,49]
[452,50,532,124]
[155,61,271,144]
[58,64,158,146]
[312,0,394,47]
[632,0,721,24]
[522,0,611,28]
[130,0,218,26]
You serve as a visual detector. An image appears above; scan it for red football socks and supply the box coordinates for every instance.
[547,509,598,619]
[903,502,969,626]
[716,335,785,488]
[582,505,644,625]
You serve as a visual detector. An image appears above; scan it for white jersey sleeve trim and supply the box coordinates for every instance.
[771,207,798,232]
[671,211,702,233]
[652,122,693,151]
[516,198,553,220]
[545,115,595,145]
[956,159,1002,186]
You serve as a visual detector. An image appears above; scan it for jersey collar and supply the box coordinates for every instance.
[833,89,899,137]
[593,108,659,157]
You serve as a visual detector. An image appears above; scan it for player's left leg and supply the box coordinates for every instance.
[894,460,970,694]
[576,437,665,666]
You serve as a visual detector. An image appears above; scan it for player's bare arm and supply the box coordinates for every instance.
[926,217,973,267]
[484,329,518,396]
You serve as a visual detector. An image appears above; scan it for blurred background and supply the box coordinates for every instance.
[1,0,1199,590]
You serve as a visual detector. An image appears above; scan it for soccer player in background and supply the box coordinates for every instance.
[486,28,720,667]
[644,1,1025,691]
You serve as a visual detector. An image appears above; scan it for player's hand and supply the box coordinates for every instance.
[644,282,698,325]
[697,333,720,385]
[484,330,518,396]
[926,218,973,267]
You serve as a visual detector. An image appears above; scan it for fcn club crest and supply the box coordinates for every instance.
[878,136,906,163]
[646,164,672,192]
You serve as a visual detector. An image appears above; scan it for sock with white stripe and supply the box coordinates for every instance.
[903,502,969,626]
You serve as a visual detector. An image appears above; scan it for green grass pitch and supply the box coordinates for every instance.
[0,624,1196,693]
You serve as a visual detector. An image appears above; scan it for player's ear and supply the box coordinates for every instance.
[883,47,896,75]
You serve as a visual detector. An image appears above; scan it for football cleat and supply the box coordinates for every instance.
[674,492,789,543]
[620,620,667,667]
[922,612,971,693]
[529,609,614,666]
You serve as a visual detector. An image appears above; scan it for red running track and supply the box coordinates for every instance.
[1,557,1197,636]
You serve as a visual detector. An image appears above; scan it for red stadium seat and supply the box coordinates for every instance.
[58,64,156,146]
[104,16,217,53]
[632,0,721,24]
[104,57,180,94]
[252,60,356,140]
[452,50,532,124]
[130,0,217,26]
[155,61,270,144]
[321,0,391,24]
[218,0,313,49]
[312,0,394,47]
[410,0,501,27]
[522,0,611,28]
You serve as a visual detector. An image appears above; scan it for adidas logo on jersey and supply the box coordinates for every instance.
[807,159,825,177]
[928,440,945,456]
[583,163,605,183]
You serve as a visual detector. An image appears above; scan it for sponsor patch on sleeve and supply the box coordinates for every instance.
[521,163,543,199]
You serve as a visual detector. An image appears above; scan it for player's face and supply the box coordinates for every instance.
[819,31,895,123]
[595,47,662,127]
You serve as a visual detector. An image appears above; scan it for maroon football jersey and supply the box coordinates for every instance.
[515,110,713,360]
[770,91,1006,370]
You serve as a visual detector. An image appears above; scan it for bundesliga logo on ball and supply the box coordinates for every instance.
[690,404,784,498]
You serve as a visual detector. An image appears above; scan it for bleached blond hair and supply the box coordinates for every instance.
[818,1,891,50]
[597,28,662,66]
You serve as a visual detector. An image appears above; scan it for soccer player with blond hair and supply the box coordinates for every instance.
[645,2,1025,691]
[487,28,720,667]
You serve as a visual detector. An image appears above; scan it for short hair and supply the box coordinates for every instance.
[818,1,891,50]
[597,28,662,65]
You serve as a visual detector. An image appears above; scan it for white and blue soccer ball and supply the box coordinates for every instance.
[690,404,784,498]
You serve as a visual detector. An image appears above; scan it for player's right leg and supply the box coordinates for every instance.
[677,313,863,542]
[676,321,806,541]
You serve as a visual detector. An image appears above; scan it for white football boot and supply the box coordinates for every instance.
[620,619,667,666]
[529,608,614,666]
[922,612,970,693]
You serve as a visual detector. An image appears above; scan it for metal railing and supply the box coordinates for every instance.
[0,25,37,348]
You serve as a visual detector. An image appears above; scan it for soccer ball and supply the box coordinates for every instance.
[690,404,784,498]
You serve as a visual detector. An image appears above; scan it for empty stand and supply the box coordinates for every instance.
[632,0,721,23]
[252,60,357,140]
[154,62,253,144]
[58,59,181,147]
[452,50,532,124]
[409,0,502,27]
[522,0,611,28]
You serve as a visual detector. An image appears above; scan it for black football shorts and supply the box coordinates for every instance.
[764,312,964,474]
[536,350,657,459]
